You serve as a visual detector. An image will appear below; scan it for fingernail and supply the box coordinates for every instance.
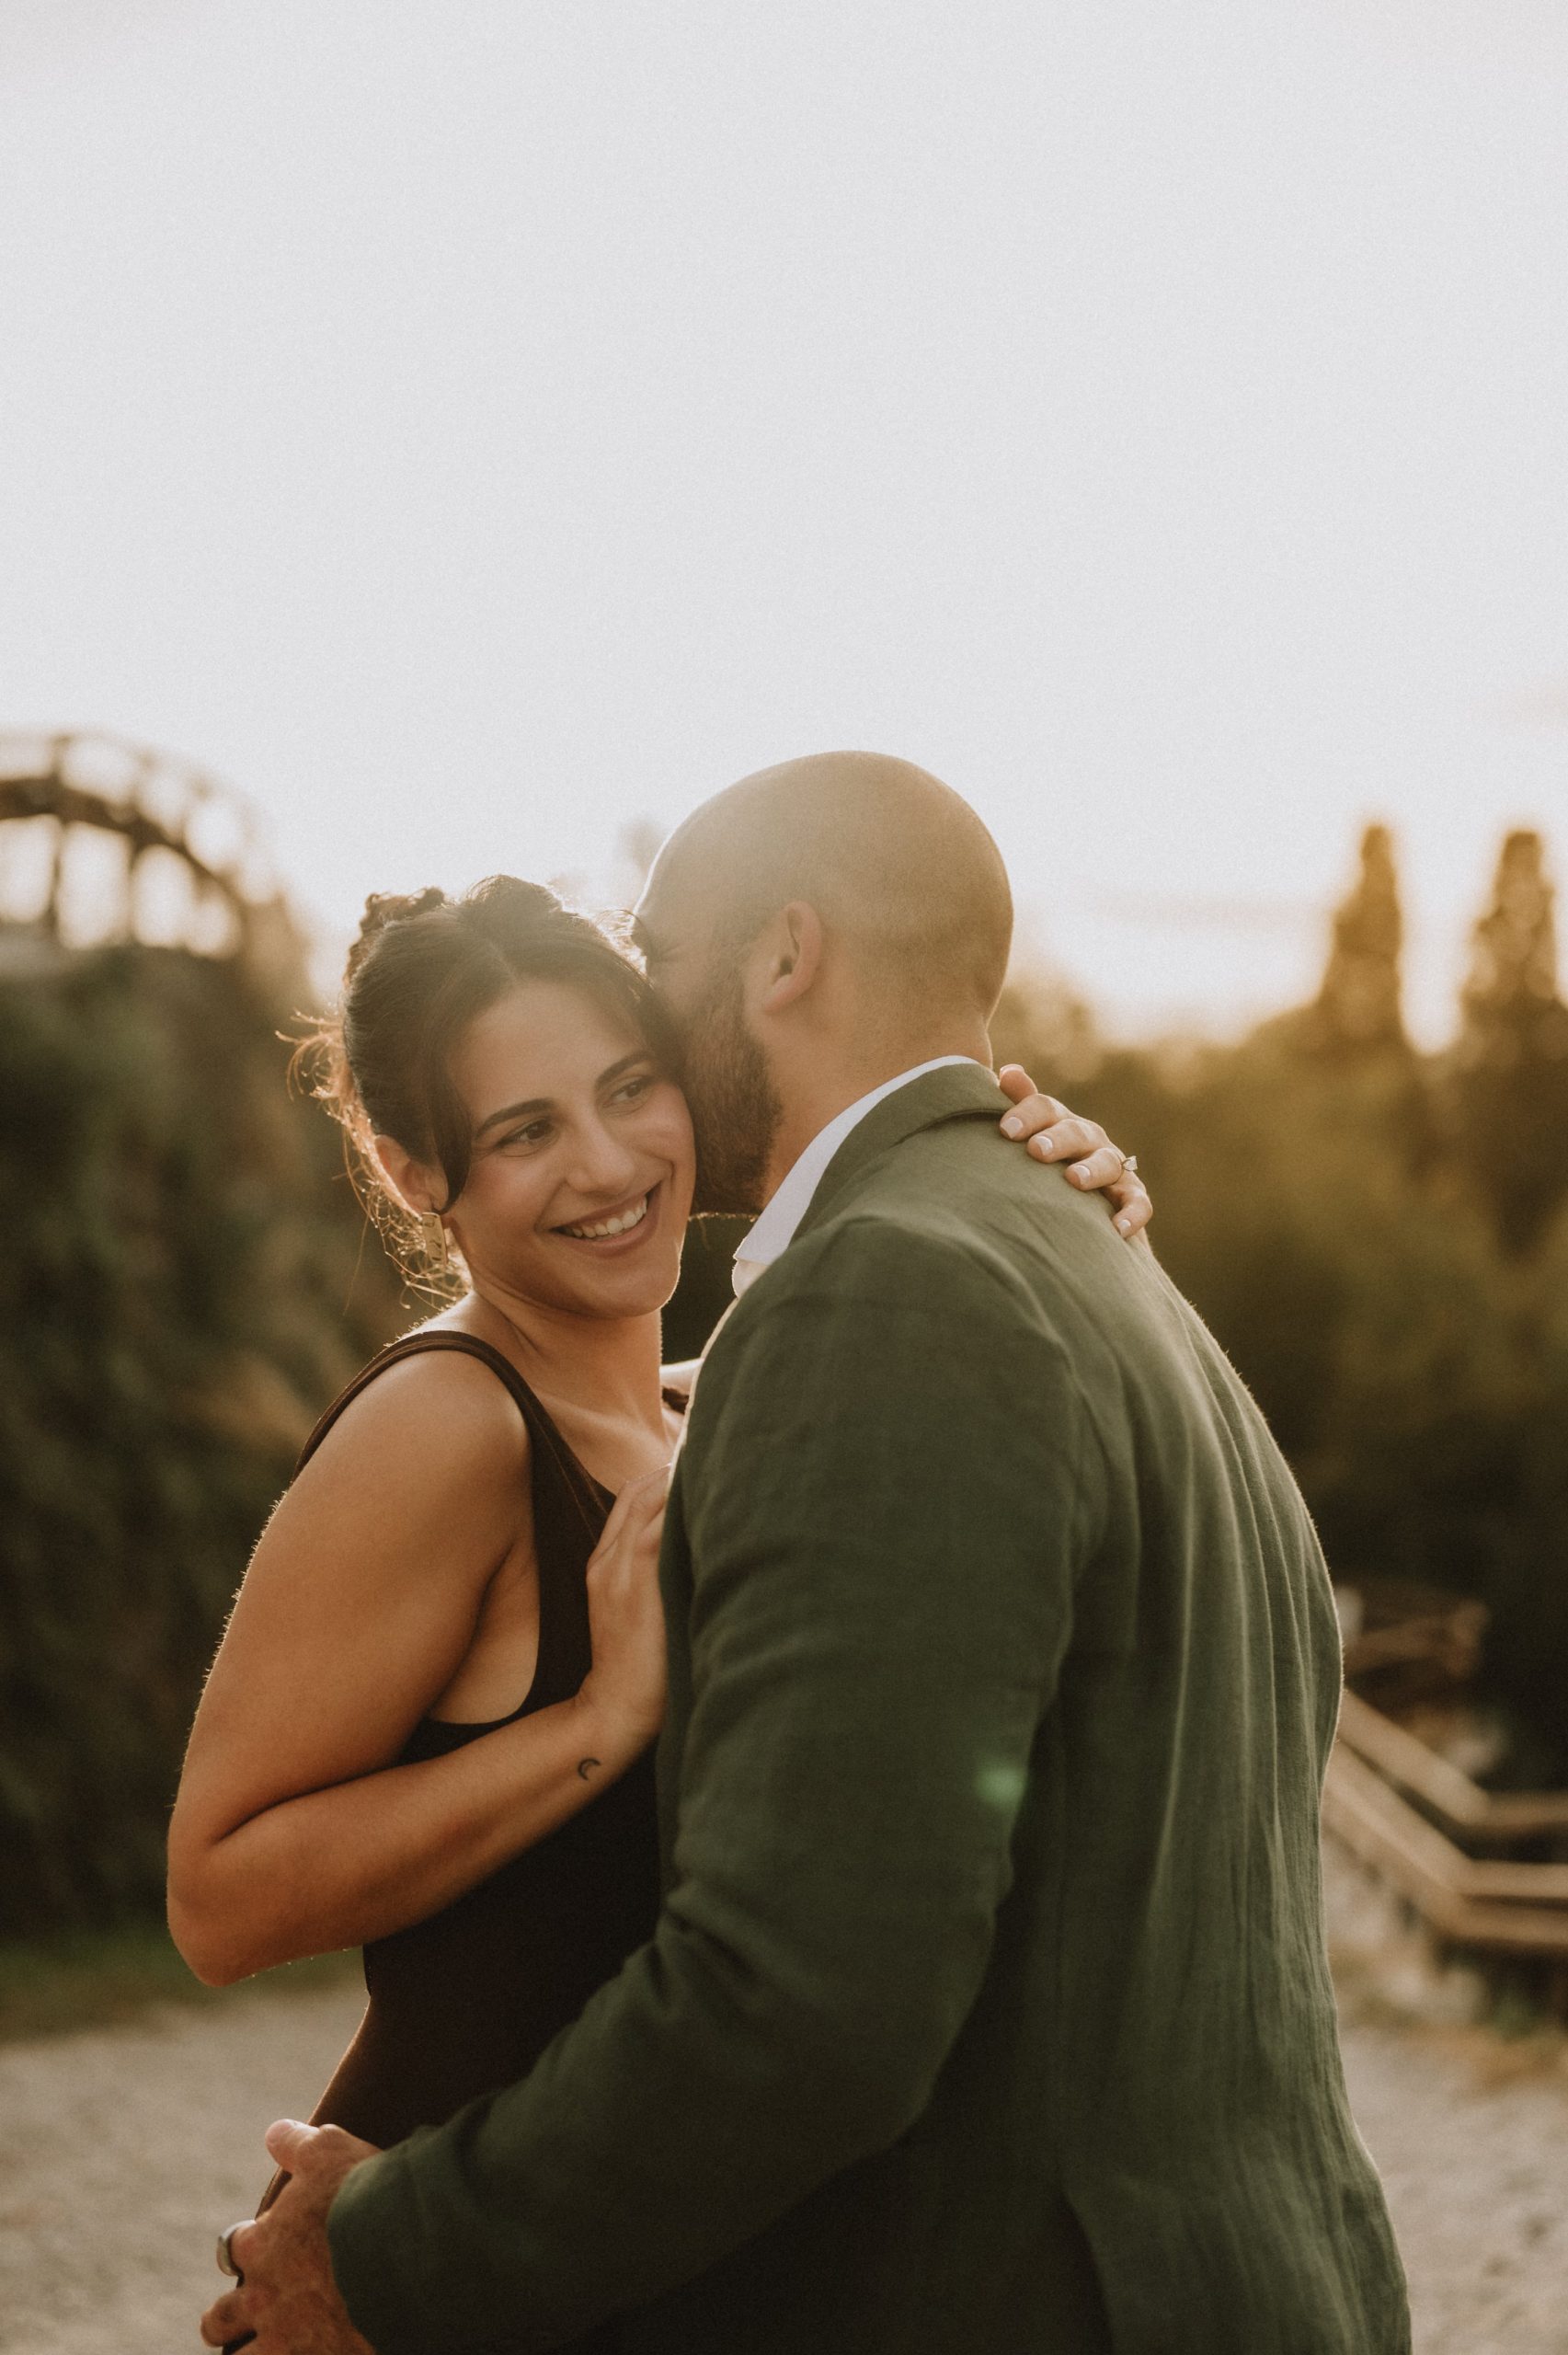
[1036,1137,1055,1157]
[1001,1114,1023,1136]
[1116,1213,1132,1234]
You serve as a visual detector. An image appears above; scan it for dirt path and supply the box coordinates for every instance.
[1342,2023,1568,2354]
[0,1979,365,2355]
[1,1975,1564,2354]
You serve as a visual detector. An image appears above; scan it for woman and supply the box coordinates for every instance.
[167,878,1150,2218]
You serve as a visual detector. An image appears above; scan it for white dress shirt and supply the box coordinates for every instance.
[731,1057,983,1297]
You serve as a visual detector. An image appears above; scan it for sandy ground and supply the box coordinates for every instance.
[0,1977,364,2355]
[1,1969,1565,2355]
[1340,2020,1568,2355]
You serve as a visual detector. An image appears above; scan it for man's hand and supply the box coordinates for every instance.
[201,2120,380,2354]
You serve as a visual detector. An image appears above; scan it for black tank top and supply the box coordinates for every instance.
[297,1331,662,2158]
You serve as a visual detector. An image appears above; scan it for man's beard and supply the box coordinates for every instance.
[681,964,784,1217]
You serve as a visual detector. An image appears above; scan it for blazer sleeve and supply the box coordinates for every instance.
[327,1216,1101,2353]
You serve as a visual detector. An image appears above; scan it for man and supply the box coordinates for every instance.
[205,752,1409,2352]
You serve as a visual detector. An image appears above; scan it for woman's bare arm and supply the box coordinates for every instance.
[166,1356,664,1985]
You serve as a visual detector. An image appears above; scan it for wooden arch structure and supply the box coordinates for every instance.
[0,730,304,975]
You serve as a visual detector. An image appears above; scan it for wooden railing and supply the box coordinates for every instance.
[0,729,304,978]
[1324,1690,1568,1962]
[1335,1691,1568,1846]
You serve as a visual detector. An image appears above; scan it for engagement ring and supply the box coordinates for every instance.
[216,2222,251,2277]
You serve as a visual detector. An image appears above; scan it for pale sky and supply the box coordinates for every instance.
[2,0,1565,1043]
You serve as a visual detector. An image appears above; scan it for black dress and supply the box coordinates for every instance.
[263,1333,663,2352]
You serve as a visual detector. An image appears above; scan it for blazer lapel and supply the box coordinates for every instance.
[680,1063,1005,1437]
[792,1063,1007,1247]
[676,1294,743,1445]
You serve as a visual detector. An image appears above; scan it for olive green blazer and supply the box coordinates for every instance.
[330,1063,1409,2354]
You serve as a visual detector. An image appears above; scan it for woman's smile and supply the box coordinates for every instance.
[552,1180,665,1252]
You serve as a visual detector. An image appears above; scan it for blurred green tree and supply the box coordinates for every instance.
[1301,821,1407,1055]
[1448,830,1568,1255]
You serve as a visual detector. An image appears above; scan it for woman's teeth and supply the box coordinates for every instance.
[561,1194,650,1242]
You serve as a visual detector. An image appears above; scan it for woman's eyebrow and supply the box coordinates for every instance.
[475,1095,551,1139]
[474,1054,649,1139]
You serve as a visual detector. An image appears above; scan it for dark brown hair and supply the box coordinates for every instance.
[300,876,675,1290]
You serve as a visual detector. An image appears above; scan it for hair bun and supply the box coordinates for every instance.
[361,886,450,930]
[466,875,565,922]
[346,887,451,977]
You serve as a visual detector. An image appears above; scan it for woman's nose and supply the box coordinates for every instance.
[567,1120,640,1199]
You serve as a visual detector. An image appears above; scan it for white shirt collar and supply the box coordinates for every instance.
[731,1058,982,1296]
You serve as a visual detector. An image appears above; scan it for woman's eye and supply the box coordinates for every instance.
[612,1074,654,1106]
[498,1121,553,1151]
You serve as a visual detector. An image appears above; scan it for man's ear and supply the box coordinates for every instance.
[373,1134,442,1218]
[758,902,824,1015]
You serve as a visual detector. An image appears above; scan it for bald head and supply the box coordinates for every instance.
[645,752,1013,1026]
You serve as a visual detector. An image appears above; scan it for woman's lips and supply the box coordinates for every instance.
[554,1181,663,1251]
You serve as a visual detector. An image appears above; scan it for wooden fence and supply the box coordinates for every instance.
[1325,1688,1568,1968]
[0,729,304,980]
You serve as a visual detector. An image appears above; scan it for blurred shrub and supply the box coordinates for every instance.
[0,944,398,1935]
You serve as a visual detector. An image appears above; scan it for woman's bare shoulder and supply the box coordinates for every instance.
[294,1345,532,1504]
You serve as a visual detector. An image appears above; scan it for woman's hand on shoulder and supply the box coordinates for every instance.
[994,1063,1152,1241]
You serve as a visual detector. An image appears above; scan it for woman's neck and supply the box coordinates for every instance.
[452,1283,667,1433]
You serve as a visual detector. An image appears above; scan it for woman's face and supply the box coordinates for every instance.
[427,979,695,1322]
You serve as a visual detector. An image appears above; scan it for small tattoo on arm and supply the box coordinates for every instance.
[578,1757,601,1781]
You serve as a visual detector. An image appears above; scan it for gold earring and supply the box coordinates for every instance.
[425,1214,450,1277]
